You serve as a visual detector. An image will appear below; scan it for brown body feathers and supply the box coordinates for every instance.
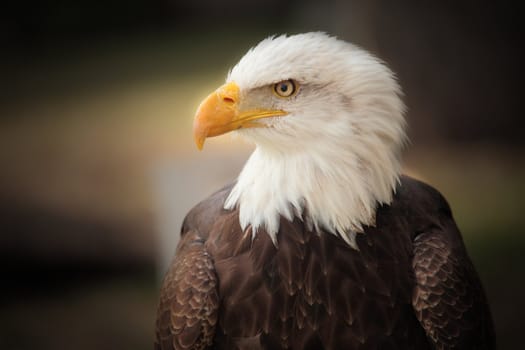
[155,176,495,349]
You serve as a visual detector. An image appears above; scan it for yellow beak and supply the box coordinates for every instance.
[193,82,287,150]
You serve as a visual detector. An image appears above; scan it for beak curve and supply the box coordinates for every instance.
[193,82,287,150]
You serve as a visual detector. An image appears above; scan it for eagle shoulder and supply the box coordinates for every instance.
[180,183,235,239]
[396,176,453,223]
[398,176,496,349]
[155,183,235,350]
[155,229,219,350]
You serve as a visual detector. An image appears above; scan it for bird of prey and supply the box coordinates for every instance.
[155,32,495,349]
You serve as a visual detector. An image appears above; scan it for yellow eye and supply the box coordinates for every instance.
[273,80,297,97]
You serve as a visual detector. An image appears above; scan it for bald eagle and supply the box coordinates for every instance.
[155,33,495,349]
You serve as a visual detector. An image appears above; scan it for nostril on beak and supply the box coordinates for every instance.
[223,96,235,104]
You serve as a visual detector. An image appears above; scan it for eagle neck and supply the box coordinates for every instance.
[224,141,401,249]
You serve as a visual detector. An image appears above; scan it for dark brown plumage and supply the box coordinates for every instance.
[155,176,495,349]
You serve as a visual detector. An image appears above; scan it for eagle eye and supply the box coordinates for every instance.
[273,80,297,98]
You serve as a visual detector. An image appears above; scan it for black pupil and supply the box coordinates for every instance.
[280,83,288,92]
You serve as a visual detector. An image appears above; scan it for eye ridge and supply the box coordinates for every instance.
[273,79,297,98]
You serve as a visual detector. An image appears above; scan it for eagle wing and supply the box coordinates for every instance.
[155,229,219,350]
[412,217,495,349]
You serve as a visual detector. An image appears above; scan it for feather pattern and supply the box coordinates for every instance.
[412,219,496,349]
[155,231,219,350]
[155,176,495,349]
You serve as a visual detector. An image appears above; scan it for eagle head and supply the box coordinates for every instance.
[192,32,407,248]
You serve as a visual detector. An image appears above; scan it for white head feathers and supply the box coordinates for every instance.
[223,32,407,248]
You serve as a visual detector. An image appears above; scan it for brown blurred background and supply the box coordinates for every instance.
[1,1,524,349]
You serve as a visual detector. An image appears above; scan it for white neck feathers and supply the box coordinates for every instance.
[224,128,403,249]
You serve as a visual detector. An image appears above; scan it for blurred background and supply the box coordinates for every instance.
[1,0,523,349]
